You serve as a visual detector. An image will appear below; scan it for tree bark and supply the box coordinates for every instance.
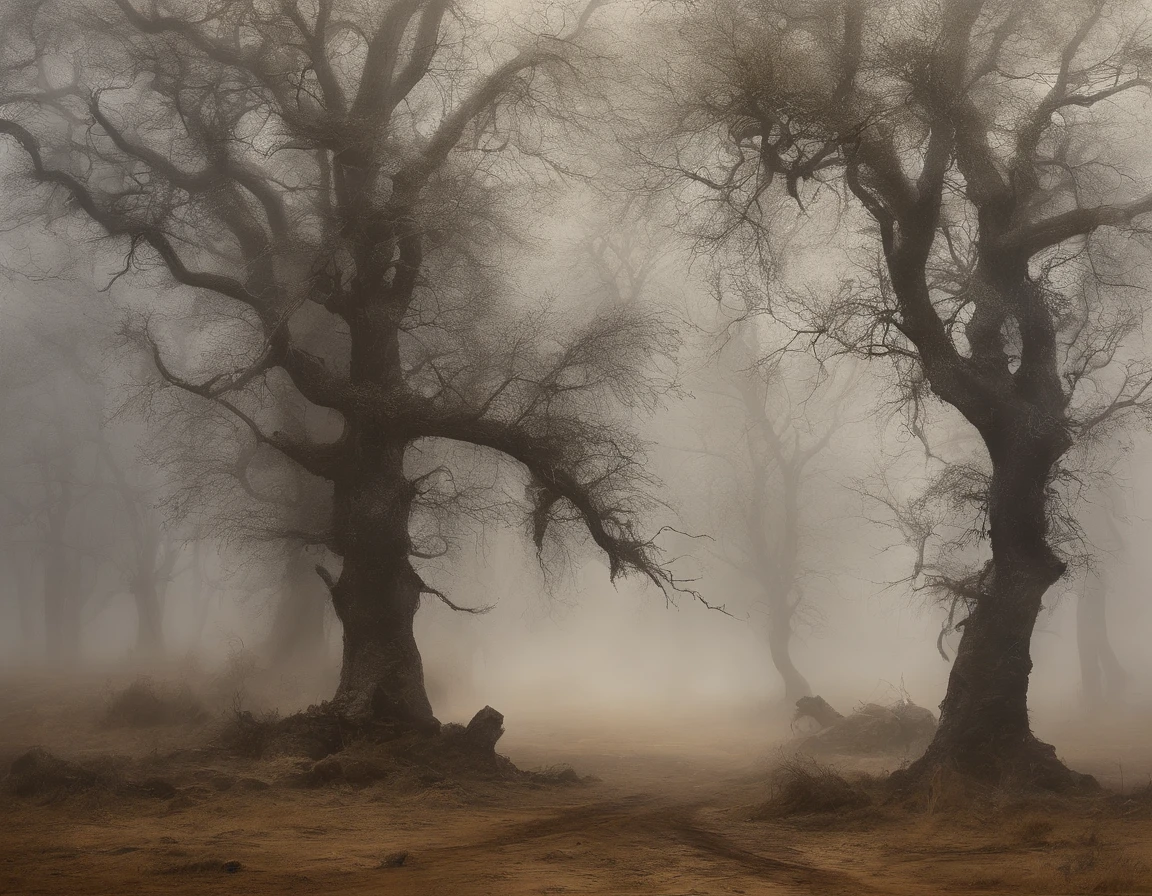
[896,423,1089,789]
[328,444,435,726]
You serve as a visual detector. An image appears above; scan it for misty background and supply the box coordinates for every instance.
[0,0,1150,751]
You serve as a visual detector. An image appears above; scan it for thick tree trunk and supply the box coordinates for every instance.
[895,425,1090,790]
[328,445,435,727]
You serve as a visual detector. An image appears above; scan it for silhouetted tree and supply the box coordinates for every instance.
[656,0,1152,786]
[0,0,686,724]
[713,331,851,703]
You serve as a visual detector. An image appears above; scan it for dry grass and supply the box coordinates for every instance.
[216,707,283,759]
[7,672,1152,895]
[755,757,879,818]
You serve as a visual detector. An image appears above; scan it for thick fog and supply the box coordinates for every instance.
[3,196,1149,736]
[0,0,1150,758]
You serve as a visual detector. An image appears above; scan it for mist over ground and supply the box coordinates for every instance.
[4,1,1152,893]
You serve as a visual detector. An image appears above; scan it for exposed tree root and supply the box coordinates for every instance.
[888,731,1098,794]
[218,702,590,789]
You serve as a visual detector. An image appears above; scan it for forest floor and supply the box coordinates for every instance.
[2,669,1152,895]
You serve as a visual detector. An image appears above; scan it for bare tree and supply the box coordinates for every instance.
[0,342,108,661]
[0,0,688,725]
[1073,481,1129,711]
[718,333,849,703]
[96,435,186,654]
[654,0,1152,786]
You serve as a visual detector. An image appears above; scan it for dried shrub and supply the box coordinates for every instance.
[5,747,178,802]
[6,747,108,797]
[103,678,207,728]
[802,698,937,756]
[217,708,282,760]
[756,758,876,818]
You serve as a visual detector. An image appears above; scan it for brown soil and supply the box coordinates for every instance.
[2,672,1152,895]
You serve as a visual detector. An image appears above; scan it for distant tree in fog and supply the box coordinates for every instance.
[0,0,688,724]
[97,435,186,655]
[653,0,1152,787]
[698,328,852,704]
[1075,483,1129,712]
[0,328,110,659]
[0,313,190,657]
[577,202,850,704]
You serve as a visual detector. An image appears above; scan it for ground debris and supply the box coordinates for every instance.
[5,747,177,801]
[102,678,206,729]
[794,695,937,757]
[6,747,105,797]
[755,757,878,819]
[218,703,569,791]
[793,696,843,729]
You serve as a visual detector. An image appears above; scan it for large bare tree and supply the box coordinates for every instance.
[655,0,1152,786]
[0,0,685,725]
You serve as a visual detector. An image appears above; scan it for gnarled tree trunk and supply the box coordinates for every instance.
[900,420,1085,788]
[328,445,435,727]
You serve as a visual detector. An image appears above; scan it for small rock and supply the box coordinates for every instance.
[380,851,408,868]
[222,861,242,873]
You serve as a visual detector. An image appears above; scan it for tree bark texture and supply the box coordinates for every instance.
[329,444,434,725]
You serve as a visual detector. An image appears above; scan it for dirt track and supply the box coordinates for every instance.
[3,677,1152,895]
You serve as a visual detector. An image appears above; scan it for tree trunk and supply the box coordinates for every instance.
[896,424,1090,790]
[765,595,811,704]
[10,556,39,655]
[43,550,80,661]
[1077,570,1127,712]
[328,445,435,727]
[133,575,164,654]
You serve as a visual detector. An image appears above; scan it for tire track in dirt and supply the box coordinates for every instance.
[466,792,871,893]
[667,814,872,893]
[474,794,668,847]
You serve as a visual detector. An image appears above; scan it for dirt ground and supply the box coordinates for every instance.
[3,671,1152,896]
